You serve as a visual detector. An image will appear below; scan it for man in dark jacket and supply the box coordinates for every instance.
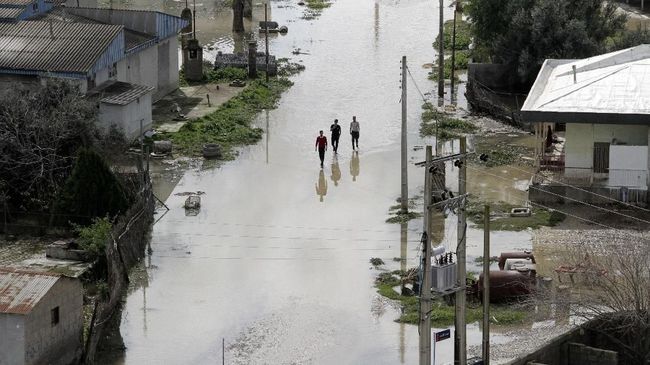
[330,119,341,153]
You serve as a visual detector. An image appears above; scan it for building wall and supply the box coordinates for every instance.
[116,46,159,97]
[99,93,153,141]
[23,278,83,365]
[0,314,25,364]
[155,37,179,100]
[565,123,649,176]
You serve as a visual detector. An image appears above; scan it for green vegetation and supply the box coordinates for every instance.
[74,217,112,258]
[420,102,477,140]
[305,0,331,10]
[54,149,131,226]
[470,138,534,167]
[465,0,626,84]
[370,258,385,266]
[180,66,248,86]
[375,271,528,326]
[433,19,472,51]
[157,77,293,156]
[386,211,423,224]
[466,196,565,231]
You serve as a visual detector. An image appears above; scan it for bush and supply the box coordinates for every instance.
[74,217,112,257]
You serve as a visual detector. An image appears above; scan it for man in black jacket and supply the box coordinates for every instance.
[330,119,341,153]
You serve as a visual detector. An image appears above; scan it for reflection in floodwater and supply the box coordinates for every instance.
[330,157,341,186]
[316,169,327,202]
[374,1,379,45]
[350,151,360,181]
[398,222,407,363]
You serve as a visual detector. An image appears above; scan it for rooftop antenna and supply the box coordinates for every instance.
[572,65,577,84]
[192,0,196,39]
[48,20,55,40]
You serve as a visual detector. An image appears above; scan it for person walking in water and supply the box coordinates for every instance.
[350,116,360,150]
[315,130,328,168]
[330,119,341,153]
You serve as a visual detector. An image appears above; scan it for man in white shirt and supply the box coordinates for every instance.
[349,116,360,150]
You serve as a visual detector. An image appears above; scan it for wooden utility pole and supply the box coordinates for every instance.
[419,145,433,365]
[482,204,490,365]
[264,3,270,82]
[401,56,408,214]
[454,136,467,365]
[437,0,444,99]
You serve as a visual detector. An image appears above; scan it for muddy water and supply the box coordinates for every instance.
[116,0,534,364]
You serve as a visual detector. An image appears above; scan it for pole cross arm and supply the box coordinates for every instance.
[414,152,475,167]
[427,193,469,211]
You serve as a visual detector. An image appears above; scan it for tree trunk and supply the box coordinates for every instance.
[232,0,245,32]
[243,0,252,18]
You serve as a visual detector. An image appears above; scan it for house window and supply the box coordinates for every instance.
[51,307,60,327]
[109,63,117,78]
[32,2,38,11]
[189,49,197,59]
[593,142,610,173]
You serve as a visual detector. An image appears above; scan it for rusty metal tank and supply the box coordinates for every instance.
[498,251,535,270]
[478,270,535,302]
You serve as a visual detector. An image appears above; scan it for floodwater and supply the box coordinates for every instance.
[115,0,536,364]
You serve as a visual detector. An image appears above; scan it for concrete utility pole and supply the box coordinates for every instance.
[401,56,408,214]
[437,0,444,99]
[454,136,467,365]
[482,204,490,365]
[264,3,270,82]
[450,2,458,102]
[419,145,433,365]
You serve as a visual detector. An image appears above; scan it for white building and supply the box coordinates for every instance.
[0,267,83,365]
[0,5,187,140]
[522,45,650,204]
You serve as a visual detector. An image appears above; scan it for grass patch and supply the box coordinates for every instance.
[179,66,248,87]
[420,102,477,140]
[305,0,331,9]
[470,138,534,167]
[466,196,566,231]
[156,77,293,157]
[375,270,528,326]
[386,211,422,224]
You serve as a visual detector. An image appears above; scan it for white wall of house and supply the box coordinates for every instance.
[117,46,159,99]
[565,123,650,188]
[23,278,83,365]
[0,314,26,364]
[98,93,153,141]
[609,145,648,188]
[155,37,180,100]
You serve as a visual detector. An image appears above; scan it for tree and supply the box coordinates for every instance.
[466,0,626,85]
[556,233,650,363]
[232,0,245,32]
[54,148,132,226]
[0,80,99,210]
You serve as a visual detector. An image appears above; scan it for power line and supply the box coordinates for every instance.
[503,163,650,213]
[405,64,429,104]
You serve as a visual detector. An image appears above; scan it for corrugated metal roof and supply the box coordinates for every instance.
[88,80,153,105]
[0,0,33,5]
[31,8,156,52]
[522,44,650,121]
[0,6,24,19]
[0,267,60,315]
[0,20,123,73]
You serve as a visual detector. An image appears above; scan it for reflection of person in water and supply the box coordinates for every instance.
[330,157,341,186]
[316,170,328,202]
[350,151,360,182]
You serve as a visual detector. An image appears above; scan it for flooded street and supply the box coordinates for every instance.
[117,0,533,363]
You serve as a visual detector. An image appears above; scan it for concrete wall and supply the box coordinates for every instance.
[117,46,158,96]
[568,343,618,365]
[98,92,153,141]
[155,37,179,100]
[529,184,648,204]
[565,123,649,178]
[23,278,83,365]
[0,314,25,364]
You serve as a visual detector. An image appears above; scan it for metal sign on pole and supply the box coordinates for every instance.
[433,329,451,365]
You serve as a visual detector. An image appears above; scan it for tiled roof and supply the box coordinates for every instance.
[31,8,156,51]
[0,21,123,73]
[0,6,23,19]
[0,267,60,315]
[88,80,154,105]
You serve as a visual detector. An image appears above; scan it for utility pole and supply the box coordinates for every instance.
[454,136,467,365]
[450,2,458,102]
[482,204,490,365]
[419,145,433,365]
[401,56,408,214]
[437,0,444,99]
[264,2,270,82]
